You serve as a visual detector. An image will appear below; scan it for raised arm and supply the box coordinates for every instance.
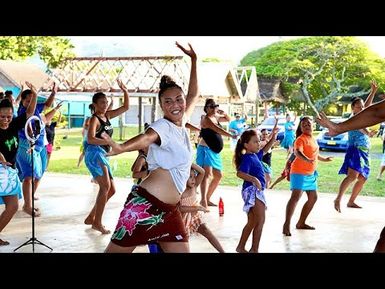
[216,109,231,123]
[25,82,38,118]
[107,96,114,111]
[262,127,279,154]
[44,101,63,124]
[106,80,129,119]
[364,80,378,108]
[44,82,58,110]
[176,42,199,119]
[15,83,24,107]
[316,103,385,136]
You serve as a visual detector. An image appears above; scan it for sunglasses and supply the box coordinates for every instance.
[207,104,219,108]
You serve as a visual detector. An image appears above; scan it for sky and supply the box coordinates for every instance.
[65,36,385,65]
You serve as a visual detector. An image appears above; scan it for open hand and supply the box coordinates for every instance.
[176,42,197,60]
[316,112,341,136]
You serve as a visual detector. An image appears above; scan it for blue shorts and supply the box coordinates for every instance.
[196,145,223,171]
[84,144,113,179]
[290,172,318,191]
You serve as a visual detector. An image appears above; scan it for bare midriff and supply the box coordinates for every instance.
[140,167,181,204]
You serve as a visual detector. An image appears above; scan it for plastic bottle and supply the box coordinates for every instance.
[219,197,224,216]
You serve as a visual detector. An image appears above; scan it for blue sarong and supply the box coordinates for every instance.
[0,165,22,204]
[339,146,370,179]
[196,145,223,171]
[84,144,113,179]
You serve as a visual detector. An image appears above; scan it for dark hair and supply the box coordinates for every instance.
[158,75,182,102]
[0,99,14,112]
[295,116,312,138]
[4,90,12,96]
[233,129,258,170]
[0,92,4,99]
[92,92,106,104]
[88,103,95,113]
[21,89,32,100]
[203,98,217,113]
[351,97,363,107]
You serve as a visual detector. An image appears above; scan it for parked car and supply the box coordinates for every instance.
[257,115,298,142]
[317,118,349,151]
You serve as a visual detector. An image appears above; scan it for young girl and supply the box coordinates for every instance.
[84,80,129,234]
[0,84,37,245]
[78,98,113,168]
[282,116,333,237]
[233,129,267,253]
[180,163,224,253]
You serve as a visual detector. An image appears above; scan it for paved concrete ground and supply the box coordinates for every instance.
[0,173,383,253]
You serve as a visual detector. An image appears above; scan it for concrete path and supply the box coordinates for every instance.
[0,173,383,253]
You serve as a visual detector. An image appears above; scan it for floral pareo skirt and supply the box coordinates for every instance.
[111,186,188,247]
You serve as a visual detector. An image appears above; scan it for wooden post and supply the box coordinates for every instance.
[119,96,124,140]
[151,96,157,123]
[68,102,71,129]
[138,96,143,134]
[255,98,260,126]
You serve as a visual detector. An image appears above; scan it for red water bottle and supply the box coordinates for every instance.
[219,197,224,216]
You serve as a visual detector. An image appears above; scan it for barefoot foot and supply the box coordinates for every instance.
[334,199,341,213]
[200,200,208,208]
[296,223,315,230]
[347,202,362,209]
[236,246,248,253]
[22,206,41,217]
[207,201,217,207]
[84,215,94,225]
[0,238,10,246]
[282,225,291,236]
[92,224,111,234]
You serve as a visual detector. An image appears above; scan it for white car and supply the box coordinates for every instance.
[257,115,298,141]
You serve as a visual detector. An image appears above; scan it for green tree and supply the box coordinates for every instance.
[241,36,385,114]
[0,36,75,68]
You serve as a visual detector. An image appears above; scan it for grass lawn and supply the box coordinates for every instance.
[48,128,385,197]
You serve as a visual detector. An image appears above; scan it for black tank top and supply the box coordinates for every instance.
[94,114,113,152]
[200,126,224,153]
